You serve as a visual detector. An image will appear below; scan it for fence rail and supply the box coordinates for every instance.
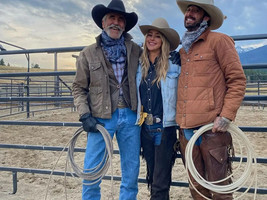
[1,33,267,197]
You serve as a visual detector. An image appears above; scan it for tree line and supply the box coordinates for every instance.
[244,69,267,82]
[1,58,266,81]
[0,58,40,68]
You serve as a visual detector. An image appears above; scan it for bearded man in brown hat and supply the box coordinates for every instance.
[175,0,246,199]
[72,0,142,199]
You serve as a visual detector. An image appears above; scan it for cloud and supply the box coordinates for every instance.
[0,21,17,33]
[234,26,246,31]
[0,1,98,48]
[124,0,141,13]
[1,0,266,69]
[222,1,267,35]
[241,6,257,27]
[0,1,98,68]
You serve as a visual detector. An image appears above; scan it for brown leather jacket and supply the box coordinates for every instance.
[72,33,142,118]
[176,29,246,128]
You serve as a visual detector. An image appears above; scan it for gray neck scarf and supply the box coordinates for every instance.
[182,21,208,53]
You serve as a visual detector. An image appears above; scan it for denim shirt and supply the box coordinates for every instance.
[139,60,163,118]
[136,61,181,127]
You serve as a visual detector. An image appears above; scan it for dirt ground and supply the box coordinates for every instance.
[0,106,266,200]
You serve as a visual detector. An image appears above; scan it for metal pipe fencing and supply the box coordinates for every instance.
[1,33,267,197]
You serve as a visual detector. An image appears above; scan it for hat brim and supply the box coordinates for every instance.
[92,4,138,32]
[177,0,224,30]
[139,25,180,51]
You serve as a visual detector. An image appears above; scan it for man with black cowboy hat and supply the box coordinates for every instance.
[175,0,246,199]
[72,0,142,199]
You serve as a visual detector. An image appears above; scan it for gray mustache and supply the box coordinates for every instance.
[107,24,123,31]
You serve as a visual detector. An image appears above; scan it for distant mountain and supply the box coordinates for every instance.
[235,46,255,54]
[238,45,267,65]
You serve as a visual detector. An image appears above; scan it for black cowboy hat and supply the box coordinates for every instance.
[92,0,138,33]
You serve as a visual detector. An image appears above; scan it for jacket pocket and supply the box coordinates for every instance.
[89,62,103,86]
[165,72,178,105]
[207,88,215,110]
[166,72,179,89]
[89,62,101,71]
[89,86,102,94]
[88,86,103,114]
[193,52,217,75]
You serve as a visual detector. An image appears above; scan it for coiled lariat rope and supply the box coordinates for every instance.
[185,123,257,200]
[45,124,114,200]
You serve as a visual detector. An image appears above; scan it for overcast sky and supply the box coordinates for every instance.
[1,0,267,69]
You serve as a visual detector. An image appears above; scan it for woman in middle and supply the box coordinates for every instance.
[136,18,181,200]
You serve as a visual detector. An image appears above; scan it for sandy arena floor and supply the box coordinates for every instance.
[0,106,266,200]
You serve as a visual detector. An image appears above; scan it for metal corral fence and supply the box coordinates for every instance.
[0,72,75,118]
[0,34,267,196]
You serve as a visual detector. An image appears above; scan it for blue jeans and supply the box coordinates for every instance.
[183,128,202,146]
[82,108,141,200]
[144,123,163,145]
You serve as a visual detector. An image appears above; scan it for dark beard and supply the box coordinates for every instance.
[185,21,202,31]
[184,16,206,32]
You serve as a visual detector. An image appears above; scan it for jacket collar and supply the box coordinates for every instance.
[195,28,211,43]
[180,28,211,54]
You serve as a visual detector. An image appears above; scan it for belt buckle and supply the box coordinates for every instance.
[145,114,153,125]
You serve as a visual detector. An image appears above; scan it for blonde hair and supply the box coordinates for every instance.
[140,32,170,86]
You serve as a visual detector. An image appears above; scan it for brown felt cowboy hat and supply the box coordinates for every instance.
[91,0,138,32]
[176,0,224,30]
[139,18,180,51]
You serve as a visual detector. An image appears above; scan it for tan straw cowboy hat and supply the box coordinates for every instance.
[92,0,138,32]
[176,0,224,30]
[139,18,180,51]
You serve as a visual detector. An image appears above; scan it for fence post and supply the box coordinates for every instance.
[54,52,60,107]
[11,171,18,194]
[26,53,30,118]
[10,79,13,115]
[258,80,260,108]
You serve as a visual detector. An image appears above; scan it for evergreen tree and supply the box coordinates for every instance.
[0,58,5,66]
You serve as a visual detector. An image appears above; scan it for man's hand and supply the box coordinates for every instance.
[212,116,231,133]
[169,51,181,65]
[79,113,103,132]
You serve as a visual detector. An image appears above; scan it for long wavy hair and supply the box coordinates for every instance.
[140,31,170,87]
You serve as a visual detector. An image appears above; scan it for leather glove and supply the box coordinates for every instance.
[212,116,231,133]
[79,113,103,133]
[169,51,181,65]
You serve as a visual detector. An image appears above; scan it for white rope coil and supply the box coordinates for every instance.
[45,124,114,200]
[185,123,257,200]
[68,125,113,184]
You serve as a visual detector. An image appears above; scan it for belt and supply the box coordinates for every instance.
[145,114,161,125]
[117,96,128,109]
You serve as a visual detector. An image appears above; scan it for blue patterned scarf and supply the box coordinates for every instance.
[182,21,208,53]
[101,31,126,63]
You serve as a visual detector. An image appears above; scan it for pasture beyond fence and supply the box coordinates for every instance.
[0,34,267,198]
